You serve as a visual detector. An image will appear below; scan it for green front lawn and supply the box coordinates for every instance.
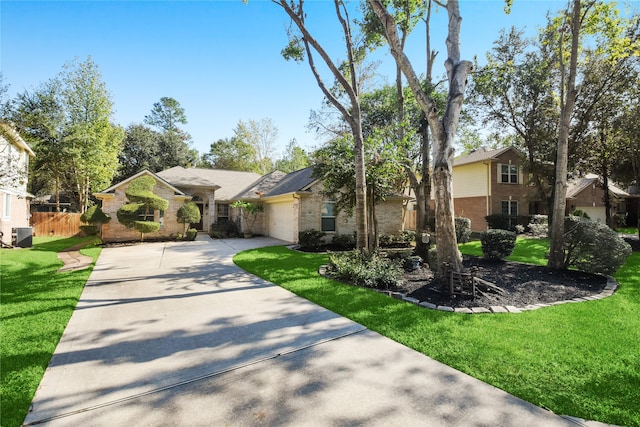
[234,240,640,426]
[0,236,101,427]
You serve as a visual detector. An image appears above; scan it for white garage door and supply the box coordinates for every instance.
[268,202,295,242]
[575,206,606,223]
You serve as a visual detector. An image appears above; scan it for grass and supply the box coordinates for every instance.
[0,236,101,427]
[234,241,640,426]
[618,227,639,235]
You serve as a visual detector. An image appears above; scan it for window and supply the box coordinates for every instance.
[138,208,154,222]
[499,164,519,184]
[321,200,336,232]
[501,200,518,228]
[3,193,10,219]
[158,210,164,228]
[217,203,229,222]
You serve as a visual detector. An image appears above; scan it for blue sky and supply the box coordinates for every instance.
[2,0,577,157]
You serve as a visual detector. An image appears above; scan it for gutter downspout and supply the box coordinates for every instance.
[485,160,492,229]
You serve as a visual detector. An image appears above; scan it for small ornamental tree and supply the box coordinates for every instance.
[231,201,264,236]
[80,205,111,236]
[117,175,169,241]
[177,201,201,236]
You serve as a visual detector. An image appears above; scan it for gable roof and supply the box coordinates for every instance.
[0,122,35,157]
[453,146,519,167]
[157,167,261,200]
[233,170,287,200]
[567,173,630,199]
[96,169,187,196]
[266,167,317,197]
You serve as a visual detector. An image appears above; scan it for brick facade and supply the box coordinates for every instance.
[98,173,190,242]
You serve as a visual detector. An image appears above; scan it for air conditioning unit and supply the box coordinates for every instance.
[12,227,33,248]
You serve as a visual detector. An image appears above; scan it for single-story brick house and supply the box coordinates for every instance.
[566,173,630,224]
[95,170,193,242]
[96,166,407,243]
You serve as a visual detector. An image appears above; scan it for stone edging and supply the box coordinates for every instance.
[318,265,619,314]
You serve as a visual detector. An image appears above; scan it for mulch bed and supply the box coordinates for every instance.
[401,256,608,309]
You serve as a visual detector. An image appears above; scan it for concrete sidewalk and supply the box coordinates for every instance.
[25,236,585,426]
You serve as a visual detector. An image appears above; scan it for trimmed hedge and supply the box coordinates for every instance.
[481,229,517,260]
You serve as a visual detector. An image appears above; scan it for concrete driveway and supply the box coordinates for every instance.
[24,236,585,426]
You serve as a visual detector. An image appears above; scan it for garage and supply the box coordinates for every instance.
[267,201,296,243]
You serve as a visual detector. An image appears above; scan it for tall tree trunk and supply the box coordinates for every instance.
[548,0,581,269]
[369,0,469,276]
[274,0,368,250]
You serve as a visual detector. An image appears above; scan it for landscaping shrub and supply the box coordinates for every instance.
[485,214,511,230]
[210,220,239,238]
[399,230,416,243]
[455,217,472,243]
[529,215,548,238]
[117,176,168,240]
[379,231,415,248]
[327,249,403,290]
[570,209,590,219]
[298,229,326,251]
[185,228,198,241]
[563,215,632,275]
[332,232,355,250]
[79,225,98,236]
[614,212,628,228]
[481,229,517,260]
[427,246,438,272]
[177,202,201,234]
[80,205,110,236]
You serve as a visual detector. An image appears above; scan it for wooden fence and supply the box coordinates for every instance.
[30,212,82,237]
[404,210,416,231]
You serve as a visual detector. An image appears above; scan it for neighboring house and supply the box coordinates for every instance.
[98,166,407,243]
[447,146,633,231]
[0,123,35,245]
[95,170,193,242]
[566,173,630,224]
[448,146,539,232]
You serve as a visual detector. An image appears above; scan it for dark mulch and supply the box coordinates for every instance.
[402,256,608,309]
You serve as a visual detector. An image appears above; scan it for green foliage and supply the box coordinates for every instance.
[1,236,99,427]
[132,220,160,234]
[177,201,201,232]
[185,228,198,241]
[79,225,98,236]
[231,200,264,234]
[144,97,187,133]
[116,176,168,240]
[564,216,632,275]
[379,231,414,248]
[327,249,403,290]
[427,246,438,272]
[455,217,472,243]
[275,138,310,173]
[237,244,640,426]
[481,229,517,260]
[204,136,257,172]
[116,202,144,228]
[298,229,326,251]
[529,214,549,238]
[331,233,355,250]
[570,209,590,219]
[80,205,110,225]
[485,214,511,230]
[210,220,239,239]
